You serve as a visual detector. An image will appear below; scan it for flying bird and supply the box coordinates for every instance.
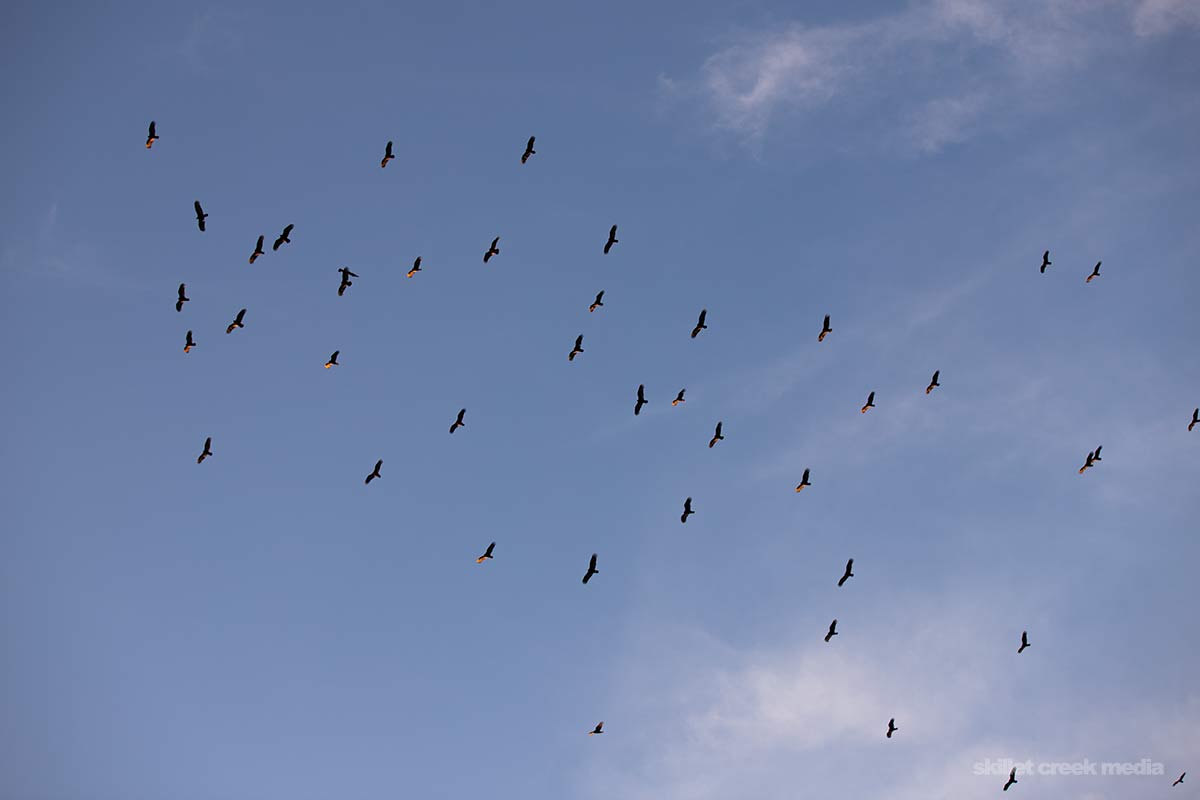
[589,290,605,312]
[672,389,686,407]
[589,721,604,736]
[1190,408,1199,432]
[476,542,495,564]
[183,330,196,353]
[1003,767,1018,792]
[249,235,265,264]
[272,224,293,251]
[818,314,832,342]
[680,497,694,523]
[225,308,246,335]
[449,408,466,434]
[603,225,618,254]
[824,619,838,642]
[634,384,647,416]
[176,283,189,312]
[886,718,897,739]
[407,256,422,278]
[380,140,394,168]
[1092,445,1102,462]
[926,370,940,394]
[690,309,708,339]
[838,558,854,587]
[324,351,339,369]
[568,335,584,362]
[197,436,212,464]
[1079,450,1095,473]
[521,136,536,164]
[582,553,599,584]
[365,459,383,485]
[1018,631,1030,654]
[861,391,876,414]
[145,120,158,149]
[1173,772,1185,786]
[483,236,500,263]
[193,201,208,232]
[336,267,358,297]
[709,421,724,449]
[1086,260,1101,282]
[795,468,811,492]
[1040,250,1051,273]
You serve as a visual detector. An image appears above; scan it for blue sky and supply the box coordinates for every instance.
[1,2,1198,798]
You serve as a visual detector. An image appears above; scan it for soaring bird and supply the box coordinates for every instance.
[795,468,811,492]
[225,308,246,335]
[176,283,189,312]
[582,553,599,584]
[449,408,466,434]
[273,224,294,251]
[324,351,339,369]
[1092,445,1103,462]
[603,225,618,254]
[926,370,940,394]
[824,619,838,643]
[589,290,605,312]
[1174,772,1186,786]
[634,384,647,416]
[568,335,584,362]
[838,558,854,587]
[861,391,876,414]
[249,235,265,264]
[365,459,383,485]
[1003,767,1017,792]
[818,314,832,342]
[380,140,394,169]
[194,201,208,232]
[145,120,158,149]
[886,718,897,739]
[183,330,196,353]
[690,309,708,339]
[1079,449,1096,474]
[407,256,422,278]
[1087,260,1101,282]
[197,436,213,464]
[521,136,536,164]
[709,421,724,448]
[1190,408,1199,432]
[589,721,604,736]
[680,497,694,523]
[476,542,495,564]
[483,237,500,263]
[337,267,358,297]
[672,389,686,407]
[1018,631,1030,654]
[1040,250,1051,273]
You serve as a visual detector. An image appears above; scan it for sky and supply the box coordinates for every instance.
[1,1,1198,798]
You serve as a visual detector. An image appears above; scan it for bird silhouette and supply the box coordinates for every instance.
[476,542,495,564]
[1092,445,1102,462]
[795,468,811,492]
[861,391,876,414]
[225,308,246,335]
[582,553,599,584]
[691,309,708,339]
[380,140,394,169]
[249,235,265,264]
[1040,250,1051,273]
[483,236,500,263]
[926,370,940,394]
[824,619,838,642]
[672,389,686,406]
[449,408,466,434]
[197,436,212,464]
[1087,260,1101,282]
[568,335,584,362]
[145,120,158,149]
[1173,772,1185,786]
[1003,767,1017,791]
[589,290,605,312]
[324,351,339,369]
[1079,448,1098,474]
[886,718,897,739]
[709,421,724,449]
[176,283,189,312]
[407,256,422,278]
[183,330,196,353]
[336,267,358,297]
[193,201,208,232]
[1190,408,1199,432]
[634,384,647,416]
[838,558,854,587]
[818,314,832,342]
[589,721,604,735]
[603,225,618,254]
[365,459,383,485]
[1018,631,1030,654]
[680,497,694,523]
[521,136,536,164]
[273,224,294,251]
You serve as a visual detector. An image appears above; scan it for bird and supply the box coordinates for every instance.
[680,497,694,523]
[634,384,647,416]
[273,224,294,251]
[1079,449,1096,474]
[582,553,599,584]
[365,459,383,485]
[886,718,897,739]
[795,468,811,492]
[175,283,189,312]
[145,120,158,149]
[476,542,495,564]
[1190,408,1199,432]
[225,308,246,335]
[449,408,466,434]
[603,225,618,254]
[197,436,213,464]
[483,236,500,263]
[709,421,724,449]
[690,309,708,339]
[568,335,584,362]
[589,721,604,736]
[336,267,358,297]
[1087,260,1101,282]
[324,351,339,369]
[1018,631,1030,654]
[672,389,686,406]
[249,235,265,264]
[589,290,605,312]
[521,136,536,164]
[926,370,940,394]
[407,256,422,278]
[1003,767,1018,792]
[1173,772,1185,786]
[1040,250,1051,273]
[818,314,832,342]
[861,391,876,414]
[183,330,196,353]
[838,558,854,587]
[380,140,394,169]
[194,201,208,232]
[824,619,838,642]
[1092,445,1103,462]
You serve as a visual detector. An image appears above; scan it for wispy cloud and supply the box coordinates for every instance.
[1133,0,1200,37]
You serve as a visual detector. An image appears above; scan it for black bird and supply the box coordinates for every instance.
[672,389,686,407]
[680,497,694,523]
[145,120,158,149]
[324,351,339,369]
[183,330,196,353]
[1079,449,1096,474]
[589,721,604,736]
[691,309,708,339]
[1018,631,1030,654]
[407,256,422,278]
[709,421,724,449]
[568,335,584,362]
[1092,445,1102,462]
[603,225,618,254]
[449,408,466,434]
[521,136,536,164]
[818,314,832,342]
[795,468,811,493]
[634,384,647,416]
[249,235,265,264]
[1190,408,1199,432]
[272,224,294,251]
[336,267,358,297]
[194,201,208,232]
[1173,772,1185,786]
[176,283,189,312]
[861,391,876,414]
[225,308,246,335]
[380,140,394,169]
[197,436,212,464]
[476,542,495,564]
[1087,260,1101,283]
[1040,250,1051,273]
[886,718,897,739]
[365,459,383,485]
[926,370,940,394]
[582,553,599,584]
[589,290,605,312]
[1003,767,1017,792]
[824,619,838,642]
[838,558,854,587]
[483,236,500,263]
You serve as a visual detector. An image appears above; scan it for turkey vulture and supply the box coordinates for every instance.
[1079,450,1096,474]
[521,136,536,164]
[183,330,196,353]
[634,384,647,416]
[476,542,495,563]
[145,120,158,149]
[1040,250,1051,273]
[582,553,598,584]
[272,224,293,251]
[483,237,500,263]
[709,421,724,448]
[194,201,208,232]
[249,235,265,264]
[176,283,189,312]
[690,309,707,339]
[380,140,394,169]
[1018,631,1030,654]
[449,408,466,434]
[926,370,940,394]
[568,335,584,362]
[1092,445,1102,462]
[225,308,246,335]
[680,497,693,523]
[324,351,339,369]
[861,391,875,414]
[824,619,838,642]
[838,558,854,587]
[794,468,811,492]
[365,459,383,485]
[589,721,604,735]
[197,436,212,464]
[407,256,422,278]
[336,267,358,297]
[818,314,832,342]
[1174,772,1186,786]
[672,389,686,407]
[1003,767,1017,791]
[1086,260,1101,282]
[603,225,618,254]
[589,290,605,312]
[886,718,897,739]
[1190,408,1199,432]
